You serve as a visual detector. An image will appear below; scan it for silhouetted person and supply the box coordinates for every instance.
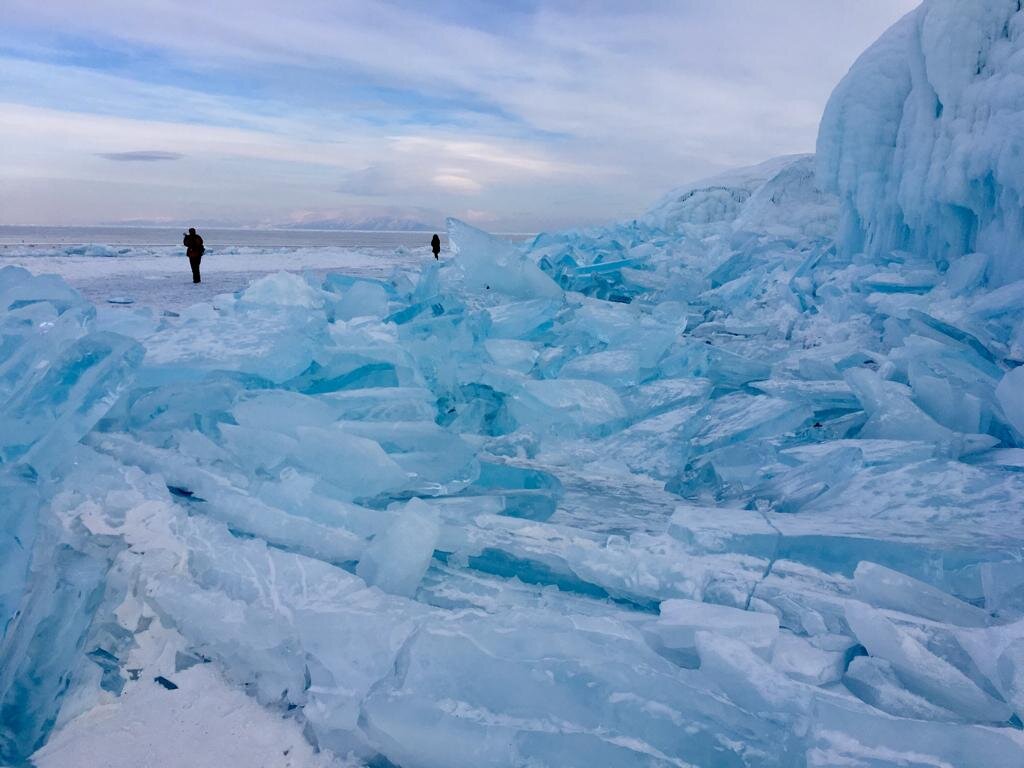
[183,227,205,283]
[431,233,441,260]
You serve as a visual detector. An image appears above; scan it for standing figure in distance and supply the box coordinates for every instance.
[430,233,441,260]
[183,227,205,283]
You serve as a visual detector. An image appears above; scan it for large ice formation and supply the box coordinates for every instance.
[818,0,1024,287]
[3,1,1024,765]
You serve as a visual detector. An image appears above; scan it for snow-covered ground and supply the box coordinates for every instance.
[3,2,1024,766]
[32,627,348,768]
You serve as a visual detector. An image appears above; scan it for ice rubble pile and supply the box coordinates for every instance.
[3,3,1024,767]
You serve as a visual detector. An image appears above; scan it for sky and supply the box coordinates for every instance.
[0,0,919,231]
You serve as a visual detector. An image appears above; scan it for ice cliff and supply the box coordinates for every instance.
[3,1,1024,766]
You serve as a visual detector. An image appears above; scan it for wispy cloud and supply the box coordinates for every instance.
[97,150,183,161]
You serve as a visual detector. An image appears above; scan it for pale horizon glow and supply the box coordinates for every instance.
[0,0,919,231]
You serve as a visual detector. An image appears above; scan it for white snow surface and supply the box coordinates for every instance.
[32,637,348,768]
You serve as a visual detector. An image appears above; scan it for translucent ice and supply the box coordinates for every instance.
[646,598,779,664]
[954,618,1024,723]
[240,272,325,309]
[331,278,390,320]
[511,378,627,435]
[845,601,1013,724]
[771,633,847,686]
[809,697,1024,768]
[447,218,562,300]
[694,632,811,720]
[356,500,440,597]
[843,655,962,721]
[6,2,1024,763]
[997,639,1024,717]
[362,610,801,768]
[854,561,990,627]
[845,367,998,455]
[997,365,1024,440]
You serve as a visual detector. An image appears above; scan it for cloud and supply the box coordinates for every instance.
[462,208,499,224]
[433,173,482,194]
[97,150,184,161]
[336,165,391,196]
[0,0,921,228]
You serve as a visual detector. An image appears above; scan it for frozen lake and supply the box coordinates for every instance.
[0,227,532,311]
[0,244,423,311]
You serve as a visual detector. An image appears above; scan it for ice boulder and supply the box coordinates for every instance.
[447,218,562,300]
[854,561,990,627]
[954,618,1024,720]
[332,279,389,320]
[510,378,627,436]
[946,252,991,295]
[845,601,1014,724]
[483,298,561,339]
[844,367,998,455]
[0,265,87,317]
[646,598,779,665]
[240,271,324,308]
[356,500,440,597]
[771,633,848,686]
[289,426,409,500]
[694,632,811,720]
[484,339,539,373]
[843,655,962,721]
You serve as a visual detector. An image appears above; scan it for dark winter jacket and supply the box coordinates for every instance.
[183,232,205,257]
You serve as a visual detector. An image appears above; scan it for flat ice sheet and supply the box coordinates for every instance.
[0,244,427,311]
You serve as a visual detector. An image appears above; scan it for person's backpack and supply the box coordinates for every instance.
[195,235,205,255]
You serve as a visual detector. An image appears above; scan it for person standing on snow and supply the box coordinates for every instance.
[183,227,205,283]
[431,233,441,260]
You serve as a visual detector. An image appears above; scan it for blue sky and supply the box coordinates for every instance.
[0,0,918,230]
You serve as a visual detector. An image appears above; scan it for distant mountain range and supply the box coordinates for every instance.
[277,216,438,232]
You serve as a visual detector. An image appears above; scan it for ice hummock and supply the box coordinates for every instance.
[3,2,1024,765]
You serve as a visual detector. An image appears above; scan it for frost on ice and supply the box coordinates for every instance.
[4,0,1024,765]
